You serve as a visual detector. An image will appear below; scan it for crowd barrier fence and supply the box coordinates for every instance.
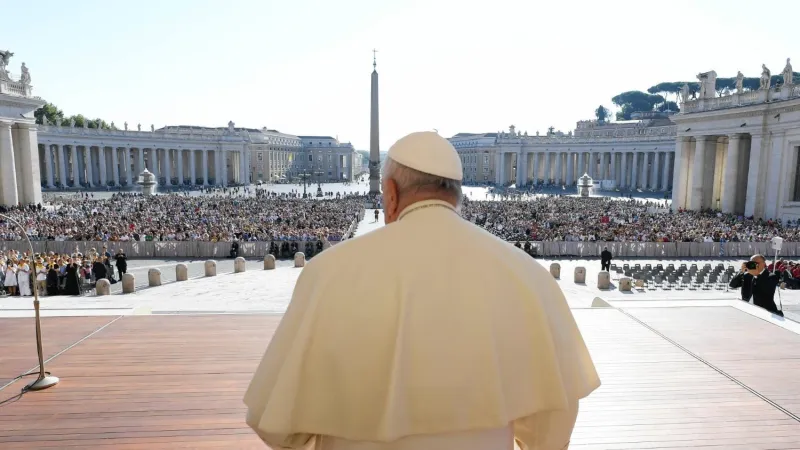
[0,240,793,259]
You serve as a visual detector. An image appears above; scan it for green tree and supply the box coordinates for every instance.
[34,102,64,125]
[595,105,611,123]
[611,91,664,120]
[34,102,115,129]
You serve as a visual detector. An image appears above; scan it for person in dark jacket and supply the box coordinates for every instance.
[92,257,108,282]
[114,249,128,279]
[729,262,754,302]
[230,240,240,258]
[600,247,612,272]
[729,254,782,316]
[46,264,60,296]
[63,260,81,296]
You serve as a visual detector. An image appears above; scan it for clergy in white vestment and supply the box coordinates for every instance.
[244,131,601,450]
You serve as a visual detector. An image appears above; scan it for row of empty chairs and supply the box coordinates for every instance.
[608,262,735,291]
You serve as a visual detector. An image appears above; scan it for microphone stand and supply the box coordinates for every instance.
[0,213,60,390]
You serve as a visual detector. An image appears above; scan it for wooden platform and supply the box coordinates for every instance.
[1,308,799,449]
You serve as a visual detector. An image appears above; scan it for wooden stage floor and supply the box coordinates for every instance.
[1,307,799,449]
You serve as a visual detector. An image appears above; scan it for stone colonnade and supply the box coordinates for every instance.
[0,121,42,205]
[671,134,755,216]
[495,149,674,191]
[37,144,247,188]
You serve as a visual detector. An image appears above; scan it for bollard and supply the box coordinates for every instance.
[176,263,188,282]
[574,267,586,284]
[122,273,135,294]
[234,257,246,273]
[95,278,111,296]
[263,254,276,270]
[148,268,162,287]
[549,263,561,279]
[294,252,306,268]
[597,271,611,290]
[204,260,217,277]
[619,277,632,292]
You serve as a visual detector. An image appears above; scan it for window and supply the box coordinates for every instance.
[309,154,313,162]
[484,155,489,164]
[257,153,263,161]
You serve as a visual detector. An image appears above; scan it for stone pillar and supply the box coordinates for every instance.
[98,146,107,187]
[234,257,246,273]
[190,150,197,185]
[83,146,94,187]
[544,153,552,183]
[204,260,217,277]
[0,122,18,206]
[222,151,228,186]
[516,151,526,186]
[598,272,611,290]
[43,144,54,188]
[163,148,171,185]
[550,263,561,278]
[661,152,671,191]
[672,138,691,211]
[56,144,69,188]
[620,152,628,188]
[203,150,209,185]
[555,152,563,185]
[610,153,617,185]
[148,268,162,286]
[110,147,119,186]
[122,273,135,293]
[577,152,585,176]
[294,252,306,268]
[763,132,786,219]
[95,278,111,296]
[640,152,648,189]
[650,152,660,190]
[566,152,575,186]
[631,152,639,189]
[124,148,132,186]
[264,254,276,270]
[721,135,741,213]
[69,145,78,186]
[689,138,708,210]
[177,150,184,185]
[587,150,594,178]
[531,152,539,185]
[744,134,763,217]
[176,263,188,281]
[151,149,159,180]
[138,148,145,174]
[574,266,586,283]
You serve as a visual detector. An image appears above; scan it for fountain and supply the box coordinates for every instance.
[137,169,158,196]
[577,173,593,197]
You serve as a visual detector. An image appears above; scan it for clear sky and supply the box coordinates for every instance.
[2,0,798,150]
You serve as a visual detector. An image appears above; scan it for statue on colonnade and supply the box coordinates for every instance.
[736,71,744,94]
[138,123,141,131]
[760,64,771,90]
[680,84,690,103]
[0,50,13,80]
[19,62,30,85]
[782,58,793,86]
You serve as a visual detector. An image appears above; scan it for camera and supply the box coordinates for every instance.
[745,261,758,270]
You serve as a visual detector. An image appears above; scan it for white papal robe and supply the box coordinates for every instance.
[245,199,600,450]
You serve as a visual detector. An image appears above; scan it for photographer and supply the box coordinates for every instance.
[729,254,783,317]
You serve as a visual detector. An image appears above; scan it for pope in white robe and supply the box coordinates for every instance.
[245,131,601,450]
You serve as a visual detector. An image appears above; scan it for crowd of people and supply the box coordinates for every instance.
[0,246,127,297]
[0,192,366,243]
[461,195,795,242]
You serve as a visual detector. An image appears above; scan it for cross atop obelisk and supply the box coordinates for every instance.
[369,50,381,194]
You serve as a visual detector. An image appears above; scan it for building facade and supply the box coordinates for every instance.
[0,51,45,206]
[671,66,800,221]
[450,121,677,192]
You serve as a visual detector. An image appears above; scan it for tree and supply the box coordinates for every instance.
[657,101,679,112]
[611,91,664,120]
[34,102,115,129]
[595,105,611,123]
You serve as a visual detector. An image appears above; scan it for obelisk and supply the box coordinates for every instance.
[369,50,381,195]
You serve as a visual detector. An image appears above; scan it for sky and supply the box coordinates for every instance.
[2,0,799,150]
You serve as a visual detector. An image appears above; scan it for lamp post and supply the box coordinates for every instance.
[0,213,60,391]
[314,169,324,197]
[298,169,311,198]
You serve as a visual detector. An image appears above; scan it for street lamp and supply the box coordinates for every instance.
[298,169,311,198]
[0,213,60,391]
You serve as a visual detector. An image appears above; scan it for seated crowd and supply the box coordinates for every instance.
[0,193,365,243]
[461,195,795,242]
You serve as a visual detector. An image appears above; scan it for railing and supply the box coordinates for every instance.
[0,79,29,97]
[681,85,800,114]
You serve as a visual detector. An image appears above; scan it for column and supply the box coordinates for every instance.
[515,151,526,186]
[620,152,628,188]
[164,148,172,185]
[152,149,160,181]
[610,153,617,185]
[111,147,119,186]
[661,152,671,191]
[70,145,79,186]
[98,146,107,187]
[744,134,763,217]
[577,152,585,176]
[555,152,563,185]
[720,136,741,213]
[177,150,184,185]
[566,152,574,185]
[203,150,209,185]
[689,138,708,210]
[84,146,94,187]
[190,150,197,185]
[0,122,18,205]
[125,148,132,186]
[57,145,67,188]
[544,153,552,182]
[630,152,639,189]
[640,153,649,189]
[138,148,145,175]
[763,132,785,219]
[44,144,54,188]
[671,138,691,210]
[531,152,539,185]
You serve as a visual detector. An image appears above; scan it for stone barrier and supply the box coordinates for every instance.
[597,271,611,290]
[122,273,135,293]
[234,257,246,273]
[549,263,561,279]
[591,297,612,307]
[176,263,188,281]
[205,260,217,277]
[148,268,162,287]
[294,252,306,268]
[574,267,586,284]
[619,277,632,292]
[95,278,111,296]
[264,254,276,270]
